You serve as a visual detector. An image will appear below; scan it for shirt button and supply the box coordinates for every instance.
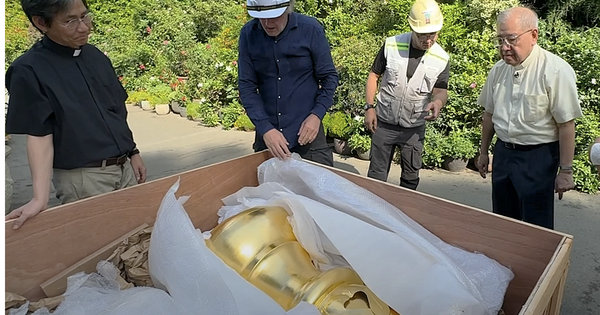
[278,95,281,99]
[278,112,281,116]
[275,40,278,43]
[278,77,281,80]
[280,128,283,131]
[276,59,280,63]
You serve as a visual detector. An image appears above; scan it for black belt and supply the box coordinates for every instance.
[498,139,552,151]
[83,154,128,168]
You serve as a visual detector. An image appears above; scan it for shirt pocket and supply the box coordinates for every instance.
[385,60,402,87]
[418,66,439,94]
[523,94,549,122]
[102,83,124,112]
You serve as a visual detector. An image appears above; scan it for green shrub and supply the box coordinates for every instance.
[234,113,255,132]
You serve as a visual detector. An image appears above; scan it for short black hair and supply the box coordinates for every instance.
[20,0,88,32]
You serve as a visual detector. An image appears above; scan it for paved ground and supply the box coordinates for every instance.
[5,105,599,314]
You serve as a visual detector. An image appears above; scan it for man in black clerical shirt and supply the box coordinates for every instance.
[5,0,147,230]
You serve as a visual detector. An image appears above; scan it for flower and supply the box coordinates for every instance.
[146,26,151,33]
[139,64,146,70]
[226,66,232,71]
[592,78,597,85]
[104,51,108,55]
[206,44,211,49]
[163,40,169,45]
[469,82,477,89]
[118,76,123,81]
[232,60,238,66]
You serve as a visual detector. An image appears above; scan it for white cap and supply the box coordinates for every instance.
[247,0,290,19]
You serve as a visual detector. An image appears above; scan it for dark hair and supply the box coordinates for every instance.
[20,0,88,32]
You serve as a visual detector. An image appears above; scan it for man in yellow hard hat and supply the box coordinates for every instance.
[364,0,449,190]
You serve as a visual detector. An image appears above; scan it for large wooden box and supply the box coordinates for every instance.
[5,152,572,315]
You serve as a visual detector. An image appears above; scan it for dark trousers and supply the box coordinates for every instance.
[492,139,560,229]
[253,123,334,167]
[367,121,425,190]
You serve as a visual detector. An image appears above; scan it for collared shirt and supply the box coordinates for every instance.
[238,12,339,149]
[478,45,583,145]
[5,36,136,170]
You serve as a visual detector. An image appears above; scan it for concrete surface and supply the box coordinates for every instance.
[5,104,599,314]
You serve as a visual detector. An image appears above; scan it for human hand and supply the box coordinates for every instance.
[298,114,321,146]
[5,198,48,230]
[477,153,489,179]
[130,154,147,184]
[555,171,574,200]
[424,100,443,121]
[264,129,291,159]
[364,108,377,133]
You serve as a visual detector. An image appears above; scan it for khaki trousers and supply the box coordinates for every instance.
[52,161,137,205]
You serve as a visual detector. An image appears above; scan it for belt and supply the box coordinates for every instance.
[498,139,550,151]
[83,154,128,168]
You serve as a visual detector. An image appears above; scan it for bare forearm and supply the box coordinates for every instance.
[480,111,495,154]
[431,88,448,107]
[365,72,380,104]
[558,120,576,167]
[26,135,54,204]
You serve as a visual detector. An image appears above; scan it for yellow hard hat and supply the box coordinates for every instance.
[408,0,443,33]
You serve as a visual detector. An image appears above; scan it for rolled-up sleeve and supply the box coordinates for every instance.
[5,64,54,136]
[309,24,338,120]
[237,27,274,136]
[477,66,496,114]
[546,65,583,123]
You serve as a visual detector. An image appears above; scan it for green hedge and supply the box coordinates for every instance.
[5,0,599,193]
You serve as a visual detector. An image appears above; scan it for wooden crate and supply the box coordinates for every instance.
[5,151,572,315]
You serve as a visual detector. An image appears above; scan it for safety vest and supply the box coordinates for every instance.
[375,32,449,127]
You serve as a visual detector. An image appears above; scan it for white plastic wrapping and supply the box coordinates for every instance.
[8,179,320,315]
[218,154,514,315]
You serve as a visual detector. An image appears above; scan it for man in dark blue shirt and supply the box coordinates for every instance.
[238,0,338,166]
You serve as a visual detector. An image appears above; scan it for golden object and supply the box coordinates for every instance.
[206,206,399,315]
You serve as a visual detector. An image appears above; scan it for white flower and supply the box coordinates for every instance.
[200,98,206,103]
[354,115,361,121]
[183,10,187,14]
[575,54,581,58]
[150,76,155,80]
[179,23,183,27]
[226,66,232,71]
[592,78,597,85]
[197,83,203,88]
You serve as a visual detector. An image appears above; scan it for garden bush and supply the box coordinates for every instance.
[4,0,599,193]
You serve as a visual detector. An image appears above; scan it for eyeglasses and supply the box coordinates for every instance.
[60,12,93,30]
[414,32,438,39]
[495,29,533,47]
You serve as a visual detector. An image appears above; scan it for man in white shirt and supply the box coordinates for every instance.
[477,7,583,229]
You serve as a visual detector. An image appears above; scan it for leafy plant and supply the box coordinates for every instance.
[348,133,372,153]
[234,113,255,132]
[440,129,478,160]
[326,111,354,140]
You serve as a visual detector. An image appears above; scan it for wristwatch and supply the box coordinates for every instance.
[559,165,573,172]
[364,103,375,111]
